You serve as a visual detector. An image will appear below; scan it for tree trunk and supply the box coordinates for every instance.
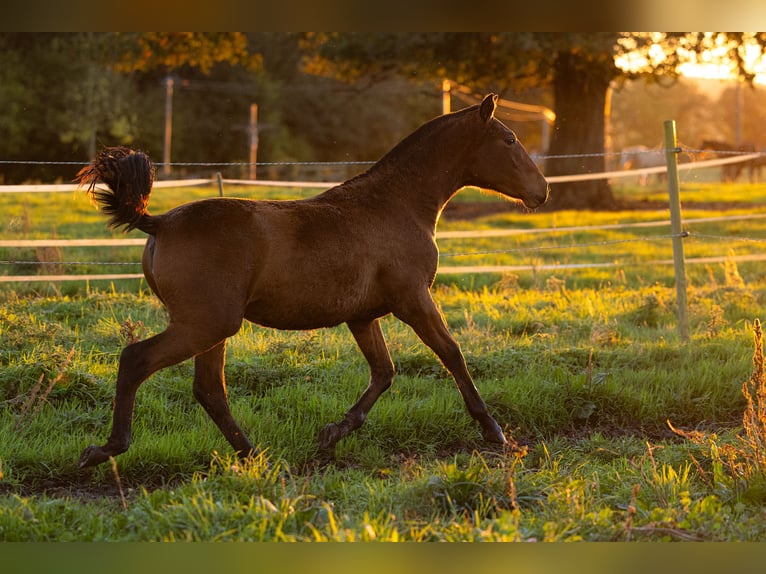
[543,50,618,210]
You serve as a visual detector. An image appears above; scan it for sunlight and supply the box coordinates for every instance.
[617,32,766,86]
[679,57,766,85]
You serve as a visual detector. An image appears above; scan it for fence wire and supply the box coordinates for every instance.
[0,146,762,167]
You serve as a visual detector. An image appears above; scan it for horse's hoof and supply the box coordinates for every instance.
[314,447,336,467]
[317,422,342,451]
[78,444,111,469]
[482,420,508,445]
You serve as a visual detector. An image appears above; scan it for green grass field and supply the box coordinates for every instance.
[2,180,766,541]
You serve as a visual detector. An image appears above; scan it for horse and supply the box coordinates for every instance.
[75,94,549,469]
[700,139,766,183]
[619,145,666,186]
[751,148,766,183]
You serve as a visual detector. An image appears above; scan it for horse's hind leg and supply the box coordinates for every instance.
[192,341,255,458]
[394,292,507,445]
[318,318,395,453]
[78,323,229,468]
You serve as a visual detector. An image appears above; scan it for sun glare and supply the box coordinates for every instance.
[616,33,766,86]
[679,62,766,85]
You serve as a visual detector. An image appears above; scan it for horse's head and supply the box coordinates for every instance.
[463,94,549,209]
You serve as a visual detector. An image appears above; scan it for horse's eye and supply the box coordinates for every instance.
[505,136,517,146]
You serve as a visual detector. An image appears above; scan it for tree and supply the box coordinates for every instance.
[303,32,766,210]
[0,33,141,182]
[0,33,255,182]
[56,34,139,160]
[111,32,251,74]
[544,34,619,209]
[4,33,764,192]
[608,77,718,153]
[717,83,766,146]
[0,35,34,169]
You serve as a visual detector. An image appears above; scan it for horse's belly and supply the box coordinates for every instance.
[244,276,386,330]
[244,299,383,330]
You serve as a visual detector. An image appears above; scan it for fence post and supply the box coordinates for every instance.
[249,103,259,180]
[216,172,224,197]
[163,76,174,178]
[664,120,689,342]
[442,79,451,114]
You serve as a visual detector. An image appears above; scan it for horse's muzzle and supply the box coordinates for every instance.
[524,182,550,209]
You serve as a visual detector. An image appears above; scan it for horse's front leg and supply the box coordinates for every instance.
[318,318,395,453]
[394,292,507,445]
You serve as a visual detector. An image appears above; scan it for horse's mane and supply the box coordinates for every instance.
[334,103,482,191]
[375,104,480,169]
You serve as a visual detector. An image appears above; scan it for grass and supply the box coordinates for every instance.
[2,180,766,540]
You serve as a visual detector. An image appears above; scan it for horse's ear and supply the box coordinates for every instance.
[479,94,498,124]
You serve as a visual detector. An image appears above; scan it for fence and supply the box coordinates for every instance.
[0,148,758,193]
[2,125,766,339]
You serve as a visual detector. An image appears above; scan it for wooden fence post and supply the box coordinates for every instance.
[163,76,174,178]
[664,119,690,342]
[442,79,451,114]
[216,172,224,197]
[249,103,259,180]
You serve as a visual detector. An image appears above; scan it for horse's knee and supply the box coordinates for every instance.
[192,384,212,406]
[192,382,228,412]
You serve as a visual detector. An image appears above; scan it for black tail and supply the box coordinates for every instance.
[76,146,157,233]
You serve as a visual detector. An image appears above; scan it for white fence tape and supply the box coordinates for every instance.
[0,179,211,194]
[545,152,761,183]
[0,238,146,248]
[437,253,766,275]
[3,213,765,249]
[0,273,143,283]
[4,252,766,282]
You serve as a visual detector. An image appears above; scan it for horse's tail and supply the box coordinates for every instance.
[76,146,158,234]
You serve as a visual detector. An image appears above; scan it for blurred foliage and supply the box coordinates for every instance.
[2,32,766,207]
[111,32,253,74]
[0,32,438,184]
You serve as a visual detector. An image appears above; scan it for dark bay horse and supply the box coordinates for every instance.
[76,94,549,468]
[700,139,766,183]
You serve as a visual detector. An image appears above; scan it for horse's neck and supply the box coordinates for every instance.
[362,120,476,224]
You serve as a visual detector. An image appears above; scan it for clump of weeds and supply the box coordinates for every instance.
[670,318,766,502]
[119,318,146,345]
[14,346,75,431]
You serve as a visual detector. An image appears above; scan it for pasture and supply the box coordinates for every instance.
[2,179,766,541]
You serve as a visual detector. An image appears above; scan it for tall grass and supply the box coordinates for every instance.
[670,318,766,503]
